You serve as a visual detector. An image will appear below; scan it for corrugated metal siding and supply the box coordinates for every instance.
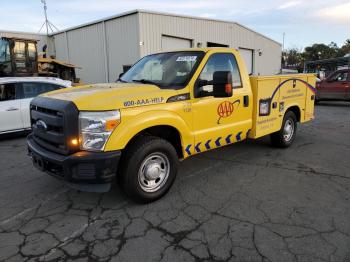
[66,23,106,83]
[105,14,139,82]
[0,31,48,53]
[51,14,139,83]
[52,33,68,61]
[138,12,281,75]
[254,34,282,75]
[49,11,281,83]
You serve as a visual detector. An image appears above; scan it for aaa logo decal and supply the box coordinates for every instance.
[217,99,240,124]
[217,101,233,117]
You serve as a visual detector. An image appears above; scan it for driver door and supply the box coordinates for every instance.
[321,71,348,100]
[191,53,252,155]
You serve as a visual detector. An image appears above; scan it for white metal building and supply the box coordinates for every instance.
[1,10,282,84]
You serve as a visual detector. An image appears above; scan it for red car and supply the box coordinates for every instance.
[316,69,350,103]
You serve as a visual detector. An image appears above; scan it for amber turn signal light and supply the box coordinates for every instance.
[71,138,79,146]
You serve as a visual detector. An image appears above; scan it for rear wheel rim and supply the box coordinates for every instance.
[283,119,294,142]
[138,152,170,193]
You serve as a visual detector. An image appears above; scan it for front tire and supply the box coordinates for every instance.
[270,111,297,148]
[119,136,178,203]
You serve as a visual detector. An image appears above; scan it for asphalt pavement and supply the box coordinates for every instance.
[0,101,349,262]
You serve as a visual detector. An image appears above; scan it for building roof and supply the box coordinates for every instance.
[50,9,281,46]
[0,30,46,37]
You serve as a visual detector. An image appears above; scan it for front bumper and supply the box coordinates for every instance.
[27,134,121,192]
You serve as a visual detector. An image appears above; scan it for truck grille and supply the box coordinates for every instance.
[30,97,79,155]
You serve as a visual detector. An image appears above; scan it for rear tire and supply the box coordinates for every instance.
[270,111,297,148]
[119,136,178,203]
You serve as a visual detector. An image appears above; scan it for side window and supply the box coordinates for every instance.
[0,39,11,63]
[14,41,26,59]
[28,43,36,60]
[338,72,348,82]
[197,53,242,96]
[331,72,348,82]
[21,83,62,99]
[0,84,17,101]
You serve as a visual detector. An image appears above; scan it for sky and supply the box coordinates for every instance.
[0,0,349,50]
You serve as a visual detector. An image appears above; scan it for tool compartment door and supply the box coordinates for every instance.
[304,75,317,122]
[250,77,282,139]
[250,74,316,139]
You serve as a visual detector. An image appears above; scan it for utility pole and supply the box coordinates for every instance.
[43,0,49,36]
[38,0,59,35]
[281,32,286,72]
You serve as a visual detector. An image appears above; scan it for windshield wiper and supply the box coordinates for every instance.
[132,79,159,86]
[116,78,128,83]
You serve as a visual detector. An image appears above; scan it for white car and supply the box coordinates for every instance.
[0,77,71,134]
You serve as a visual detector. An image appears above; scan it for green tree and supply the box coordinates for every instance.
[283,48,302,67]
[339,39,350,56]
[281,39,350,68]
[302,43,339,61]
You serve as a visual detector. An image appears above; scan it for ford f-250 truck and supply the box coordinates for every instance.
[27,48,316,202]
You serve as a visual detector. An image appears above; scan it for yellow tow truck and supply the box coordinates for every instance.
[27,48,316,202]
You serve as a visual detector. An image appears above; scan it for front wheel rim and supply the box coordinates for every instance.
[283,119,295,142]
[138,152,170,193]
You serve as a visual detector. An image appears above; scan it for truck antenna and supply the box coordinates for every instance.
[38,0,59,35]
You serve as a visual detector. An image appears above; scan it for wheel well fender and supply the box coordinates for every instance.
[126,125,184,158]
[105,111,192,157]
[286,105,301,122]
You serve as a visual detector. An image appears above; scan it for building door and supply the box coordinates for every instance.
[161,36,192,51]
[239,48,254,75]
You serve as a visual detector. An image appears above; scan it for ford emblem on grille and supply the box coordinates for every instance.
[36,120,48,131]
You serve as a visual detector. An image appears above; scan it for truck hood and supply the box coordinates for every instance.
[42,83,179,110]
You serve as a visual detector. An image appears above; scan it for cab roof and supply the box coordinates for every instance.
[162,47,237,53]
[147,48,238,56]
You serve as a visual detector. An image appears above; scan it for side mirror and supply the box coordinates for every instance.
[197,79,208,87]
[213,71,233,98]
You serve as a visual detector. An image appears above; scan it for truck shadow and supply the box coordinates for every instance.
[316,101,350,108]
[0,131,30,141]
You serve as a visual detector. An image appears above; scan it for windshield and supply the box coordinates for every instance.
[120,51,205,89]
[0,39,11,63]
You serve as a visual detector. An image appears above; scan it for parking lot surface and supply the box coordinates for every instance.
[0,102,349,262]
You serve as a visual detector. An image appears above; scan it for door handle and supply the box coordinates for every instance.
[6,107,19,111]
[243,95,249,107]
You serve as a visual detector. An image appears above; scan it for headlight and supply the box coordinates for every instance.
[79,110,120,151]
